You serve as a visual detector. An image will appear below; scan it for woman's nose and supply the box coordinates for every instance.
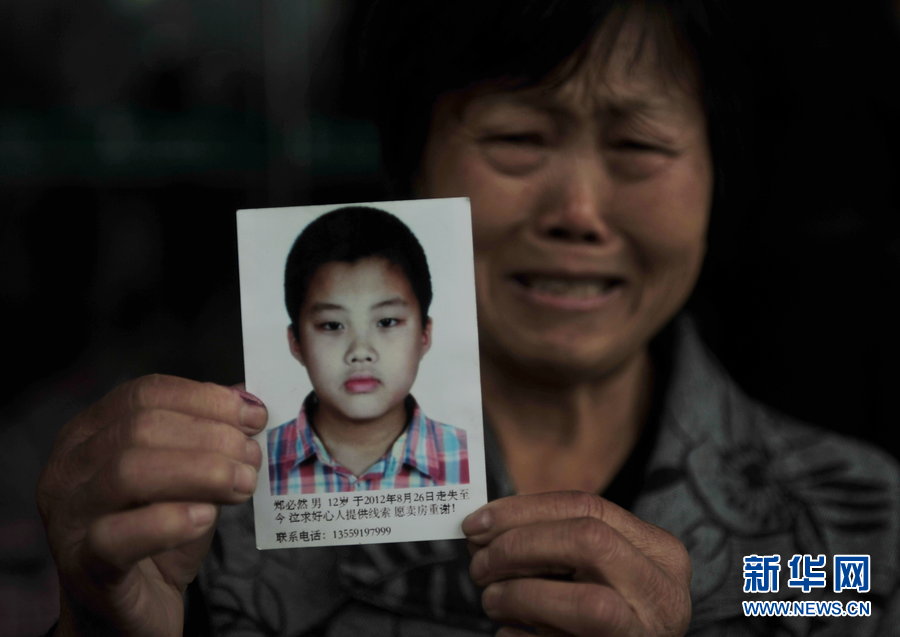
[533,154,613,244]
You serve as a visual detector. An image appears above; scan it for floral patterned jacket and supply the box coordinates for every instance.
[195,318,900,636]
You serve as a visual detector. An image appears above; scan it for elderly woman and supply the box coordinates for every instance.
[38,1,898,635]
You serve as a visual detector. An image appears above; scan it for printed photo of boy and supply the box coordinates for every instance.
[267,206,470,494]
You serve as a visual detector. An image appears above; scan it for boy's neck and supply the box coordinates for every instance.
[481,350,654,495]
[311,399,410,477]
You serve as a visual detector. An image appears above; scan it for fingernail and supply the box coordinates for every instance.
[236,389,267,432]
[244,439,261,466]
[481,582,503,616]
[189,503,216,527]
[234,463,257,495]
[237,389,265,408]
[462,509,491,536]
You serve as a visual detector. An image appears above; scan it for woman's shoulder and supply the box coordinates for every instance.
[660,315,899,490]
[648,317,900,632]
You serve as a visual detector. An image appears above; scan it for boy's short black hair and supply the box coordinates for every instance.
[284,206,432,338]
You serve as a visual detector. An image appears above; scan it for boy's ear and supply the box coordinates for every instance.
[287,325,306,366]
[420,317,433,358]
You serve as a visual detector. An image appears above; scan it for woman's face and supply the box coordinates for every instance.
[417,25,713,382]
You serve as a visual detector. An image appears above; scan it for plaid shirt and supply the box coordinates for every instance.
[267,394,469,495]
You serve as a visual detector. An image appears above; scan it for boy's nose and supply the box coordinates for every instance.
[346,334,377,364]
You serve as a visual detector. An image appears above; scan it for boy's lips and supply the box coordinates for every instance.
[344,377,381,393]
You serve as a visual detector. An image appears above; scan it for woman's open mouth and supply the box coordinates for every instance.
[510,273,624,310]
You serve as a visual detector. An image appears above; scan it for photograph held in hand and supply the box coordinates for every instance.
[237,199,486,549]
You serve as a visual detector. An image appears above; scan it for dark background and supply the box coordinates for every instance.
[2,1,899,634]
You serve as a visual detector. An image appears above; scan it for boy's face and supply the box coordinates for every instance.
[289,257,432,425]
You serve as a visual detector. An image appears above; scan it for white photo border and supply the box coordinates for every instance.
[238,197,487,549]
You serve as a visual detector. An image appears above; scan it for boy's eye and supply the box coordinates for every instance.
[377,318,401,328]
[318,321,343,331]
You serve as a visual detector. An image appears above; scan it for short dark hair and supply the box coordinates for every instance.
[284,206,432,338]
[359,0,742,214]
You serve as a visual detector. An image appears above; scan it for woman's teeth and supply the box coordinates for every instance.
[519,275,618,297]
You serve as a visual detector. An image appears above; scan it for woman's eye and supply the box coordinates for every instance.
[486,132,545,146]
[480,132,548,174]
[612,139,665,153]
[318,321,343,331]
[377,318,401,328]
[605,138,676,180]
[608,129,681,155]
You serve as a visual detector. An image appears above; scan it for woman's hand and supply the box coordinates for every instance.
[463,491,691,636]
[37,374,267,636]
